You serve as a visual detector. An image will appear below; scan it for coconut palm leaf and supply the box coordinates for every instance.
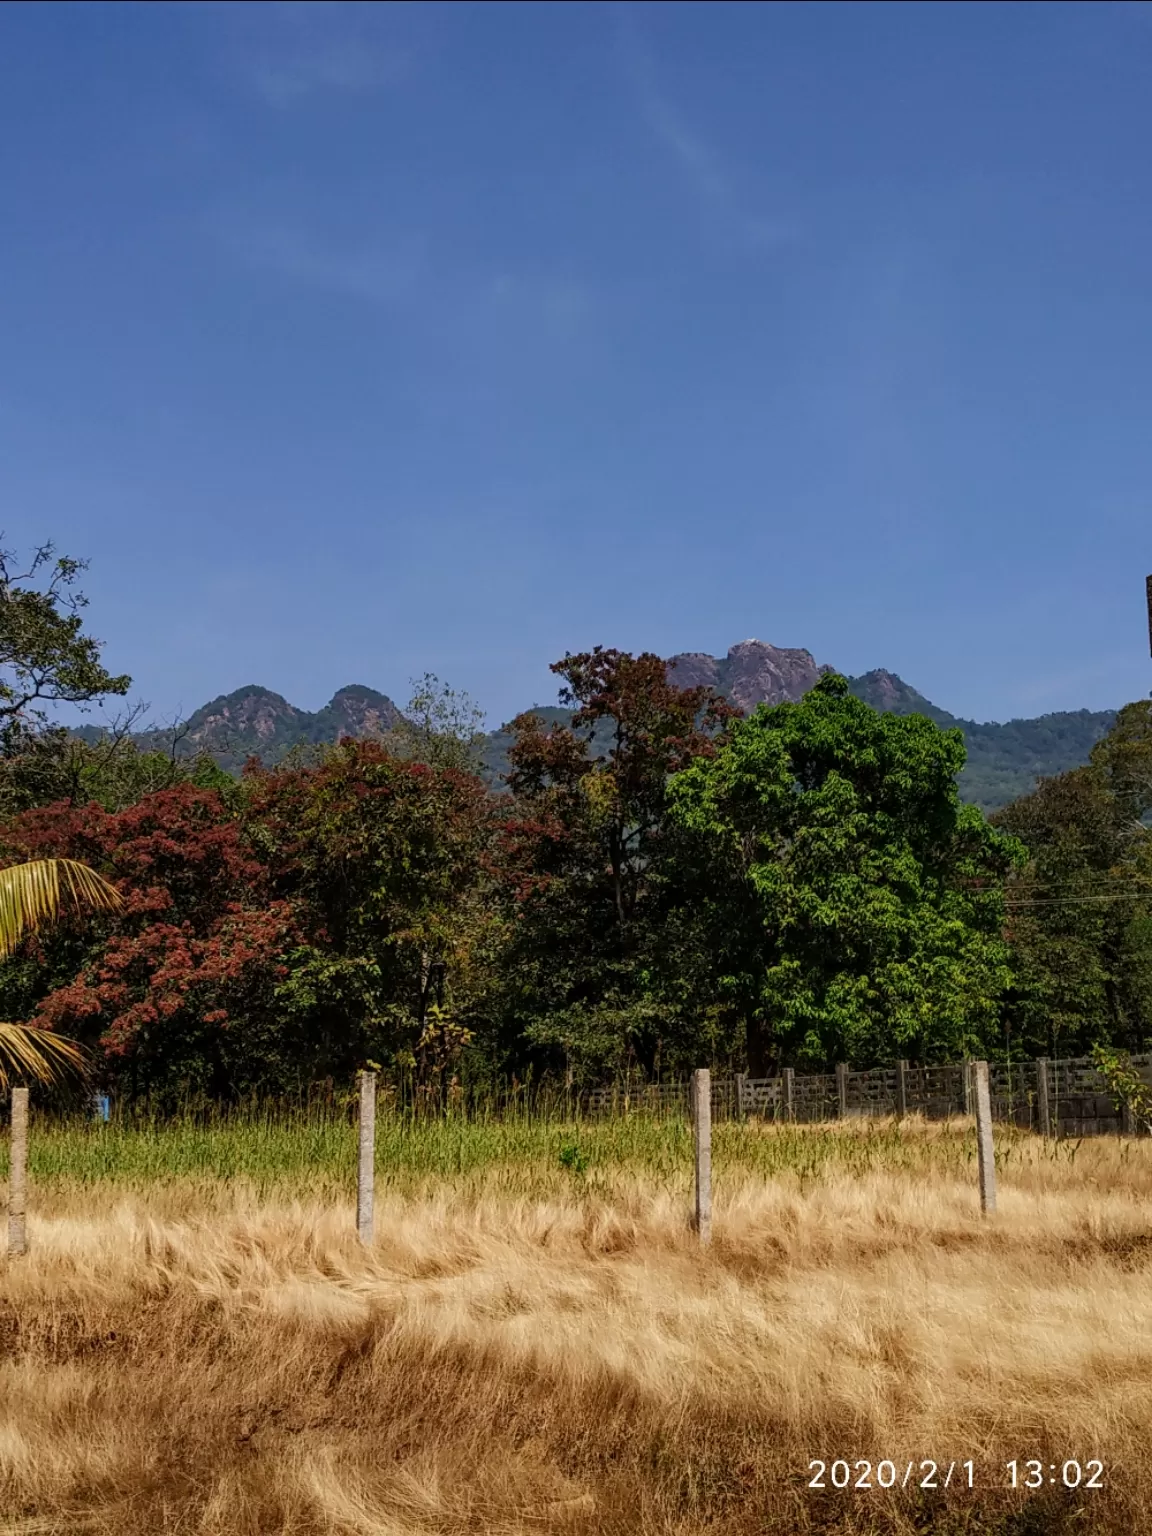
[0,857,122,961]
[0,1021,88,1091]
[0,857,120,1091]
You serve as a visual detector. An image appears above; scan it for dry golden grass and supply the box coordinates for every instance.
[2,1116,1152,1534]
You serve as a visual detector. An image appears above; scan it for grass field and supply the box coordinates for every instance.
[2,1108,1151,1534]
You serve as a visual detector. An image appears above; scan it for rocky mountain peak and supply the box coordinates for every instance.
[849,669,953,724]
[666,640,832,713]
[723,640,833,711]
[151,683,405,770]
[186,687,297,745]
[319,685,403,739]
[665,652,721,690]
[853,669,911,710]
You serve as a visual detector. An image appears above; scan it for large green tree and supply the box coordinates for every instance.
[993,700,1152,1058]
[668,675,1024,1072]
[0,541,129,724]
[0,539,138,820]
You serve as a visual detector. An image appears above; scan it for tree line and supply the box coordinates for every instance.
[1,540,1150,1105]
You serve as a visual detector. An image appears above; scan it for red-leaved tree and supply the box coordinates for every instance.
[498,648,738,1078]
[0,740,504,1100]
[0,784,302,1099]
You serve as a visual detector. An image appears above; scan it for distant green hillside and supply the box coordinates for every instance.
[846,671,1114,810]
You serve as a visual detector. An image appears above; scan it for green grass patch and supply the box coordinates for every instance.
[0,1103,1044,1200]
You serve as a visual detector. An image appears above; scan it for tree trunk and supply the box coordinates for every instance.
[609,830,625,926]
[745,1016,773,1079]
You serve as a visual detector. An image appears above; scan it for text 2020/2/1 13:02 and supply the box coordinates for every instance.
[807,1460,1106,1491]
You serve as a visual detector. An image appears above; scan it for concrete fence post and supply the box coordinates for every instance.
[836,1062,849,1118]
[692,1068,712,1245]
[973,1060,997,1216]
[7,1087,28,1258]
[782,1067,795,1122]
[1036,1058,1052,1138]
[896,1060,908,1119]
[735,1072,747,1121]
[356,1071,376,1245]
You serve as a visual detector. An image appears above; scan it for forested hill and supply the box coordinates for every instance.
[479,683,1114,812]
[78,642,1117,811]
[845,670,1114,810]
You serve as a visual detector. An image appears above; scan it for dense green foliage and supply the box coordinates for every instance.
[0,541,130,725]
[670,676,1024,1070]
[481,690,1114,813]
[993,700,1152,1059]
[496,646,738,1080]
[0,719,233,819]
[0,643,1054,1098]
[847,671,1115,811]
[3,547,1147,1100]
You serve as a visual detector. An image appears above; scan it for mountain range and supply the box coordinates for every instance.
[80,641,1118,812]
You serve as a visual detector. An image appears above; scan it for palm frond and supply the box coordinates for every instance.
[0,1022,88,1092]
[0,858,122,961]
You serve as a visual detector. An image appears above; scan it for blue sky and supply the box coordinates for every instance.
[3,1,1152,730]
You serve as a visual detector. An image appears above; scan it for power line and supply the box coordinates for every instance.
[1006,892,1152,908]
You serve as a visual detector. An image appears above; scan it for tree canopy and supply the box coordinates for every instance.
[669,675,1025,1070]
[497,647,737,1078]
[993,700,1152,1059]
[0,542,130,724]
[12,549,1152,1102]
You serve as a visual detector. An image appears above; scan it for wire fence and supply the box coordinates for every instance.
[586,1054,1149,1136]
[4,1052,1143,1136]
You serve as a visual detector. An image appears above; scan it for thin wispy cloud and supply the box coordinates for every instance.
[489,274,593,341]
[223,219,425,304]
[214,2,414,107]
[613,5,797,251]
[250,44,404,109]
[634,62,727,204]
[217,216,595,354]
